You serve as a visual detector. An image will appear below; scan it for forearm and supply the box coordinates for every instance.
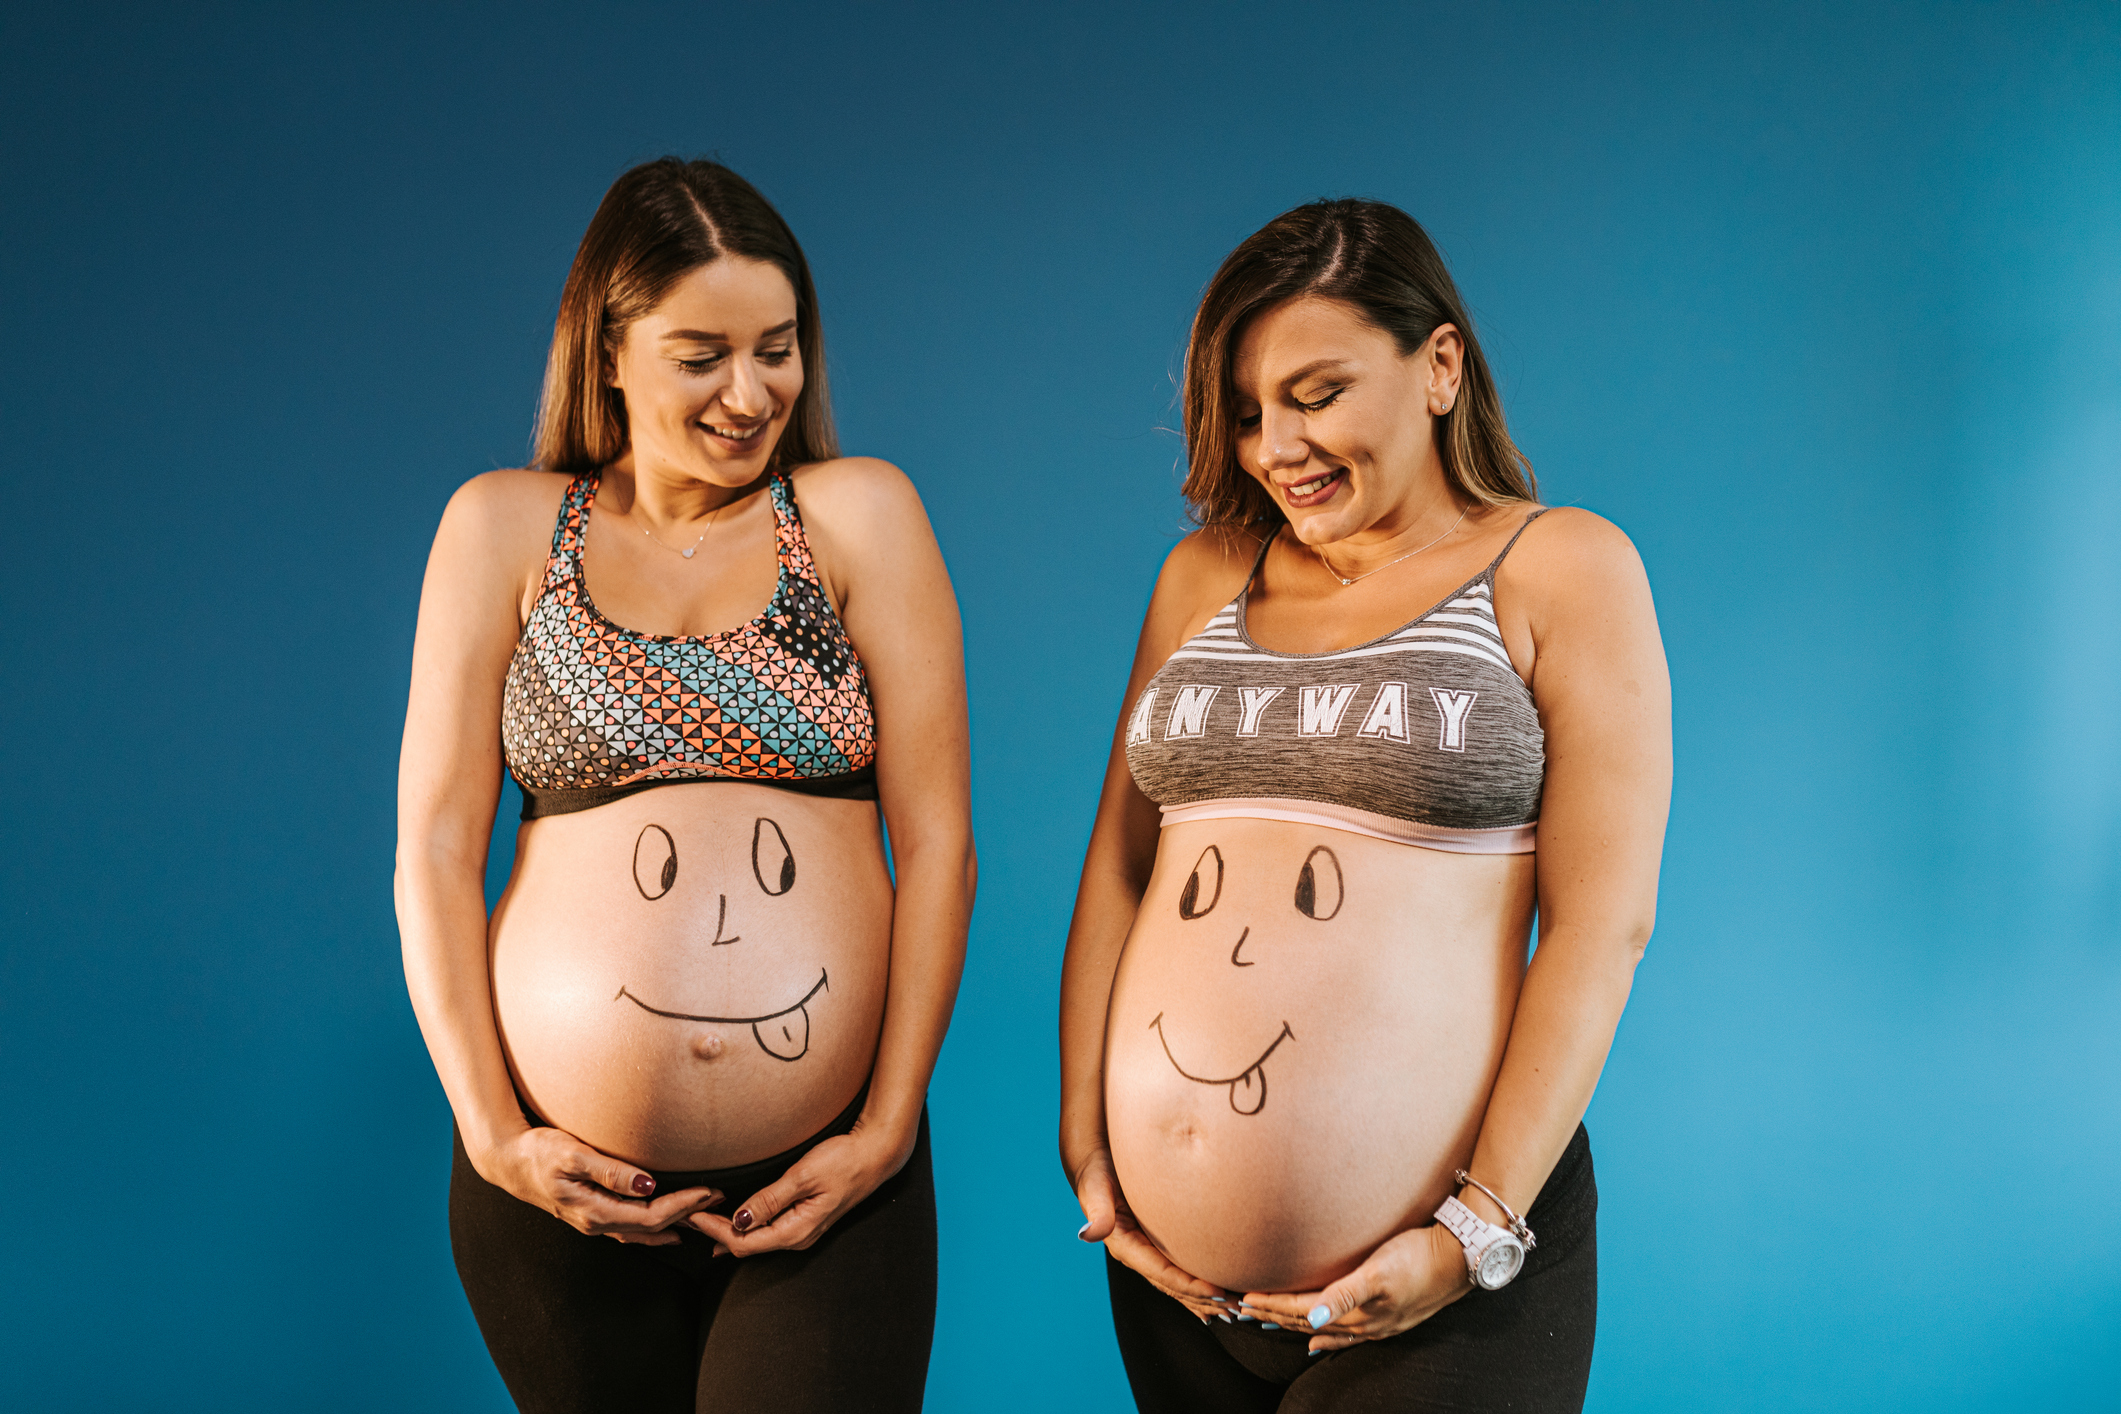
[1058,863,1144,1176]
[858,827,974,1159]
[394,850,529,1164]
[1458,925,1645,1227]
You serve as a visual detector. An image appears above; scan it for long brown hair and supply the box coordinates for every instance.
[532,158,837,475]
[1181,198,1535,527]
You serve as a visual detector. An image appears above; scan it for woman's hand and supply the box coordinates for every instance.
[1239,1224,1471,1353]
[688,1121,912,1257]
[480,1125,721,1247]
[1073,1146,1232,1324]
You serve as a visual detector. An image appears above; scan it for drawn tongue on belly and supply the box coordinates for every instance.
[1150,1014,1295,1116]
[755,1005,811,1061]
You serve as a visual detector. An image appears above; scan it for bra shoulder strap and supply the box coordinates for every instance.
[1242,522,1281,591]
[1480,507,1550,580]
[548,473,595,573]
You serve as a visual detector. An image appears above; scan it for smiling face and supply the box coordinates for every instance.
[1148,839,1347,1114]
[1232,296,1464,549]
[618,815,825,1061]
[606,256,804,489]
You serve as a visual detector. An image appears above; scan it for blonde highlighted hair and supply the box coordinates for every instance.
[532,158,836,475]
[1182,199,1534,526]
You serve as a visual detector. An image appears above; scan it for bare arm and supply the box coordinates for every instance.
[395,471,720,1241]
[695,458,975,1254]
[1458,508,1671,1226]
[1249,507,1671,1348]
[1060,530,1259,1314]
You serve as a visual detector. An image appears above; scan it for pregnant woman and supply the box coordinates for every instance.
[1060,199,1670,1412]
[396,158,972,1413]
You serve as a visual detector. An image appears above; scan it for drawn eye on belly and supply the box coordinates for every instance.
[633,824,677,900]
[1148,1013,1294,1116]
[1294,845,1343,920]
[1178,844,1223,919]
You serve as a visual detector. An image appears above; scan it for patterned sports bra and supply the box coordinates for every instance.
[501,470,877,819]
[1126,512,1547,854]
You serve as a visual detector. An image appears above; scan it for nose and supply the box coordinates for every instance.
[722,356,770,420]
[1254,405,1309,475]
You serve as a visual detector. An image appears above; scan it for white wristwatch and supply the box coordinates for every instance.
[1434,1172,1537,1291]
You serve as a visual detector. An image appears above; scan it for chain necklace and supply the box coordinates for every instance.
[1315,502,1470,587]
[637,499,730,560]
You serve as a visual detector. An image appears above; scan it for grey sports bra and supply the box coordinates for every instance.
[1125,512,1548,854]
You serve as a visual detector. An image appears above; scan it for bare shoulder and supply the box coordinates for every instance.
[1142,524,1266,647]
[1500,504,1651,604]
[438,467,572,548]
[786,455,927,533]
[1156,524,1265,606]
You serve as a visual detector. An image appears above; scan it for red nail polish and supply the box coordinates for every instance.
[631,1174,655,1196]
[733,1208,754,1233]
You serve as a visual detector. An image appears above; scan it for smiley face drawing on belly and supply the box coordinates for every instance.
[1148,841,1345,1114]
[614,817,826,1061]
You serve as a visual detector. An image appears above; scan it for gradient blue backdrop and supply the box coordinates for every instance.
[2,3,2116,1409]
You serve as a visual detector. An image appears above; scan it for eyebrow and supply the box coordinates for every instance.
[660,319,799,342]
[1277,358,1352,389]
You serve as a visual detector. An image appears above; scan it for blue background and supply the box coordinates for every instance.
[2,2,2116,1409]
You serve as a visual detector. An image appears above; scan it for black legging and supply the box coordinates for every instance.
[448,1096,936,1414]
[1107,1124,1598,1414]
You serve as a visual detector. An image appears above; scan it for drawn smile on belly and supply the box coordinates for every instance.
[614,816,828,1060]
[1148,1013,1295,1115]
[1135,840,1345,1116]
[616,970,829,1061]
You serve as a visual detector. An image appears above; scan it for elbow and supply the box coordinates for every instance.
[1620,905,1657,966]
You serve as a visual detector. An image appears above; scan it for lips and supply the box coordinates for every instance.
[1149,1013,1295,1116]
[1277,467,1346,508]
[701,419,769,451]
[616,969,828,1062]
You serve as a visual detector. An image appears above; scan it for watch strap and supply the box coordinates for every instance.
[1435,1195,1498,1267]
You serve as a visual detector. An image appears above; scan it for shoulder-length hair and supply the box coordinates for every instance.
[532,157,837,476]
[1181,198,1535,527]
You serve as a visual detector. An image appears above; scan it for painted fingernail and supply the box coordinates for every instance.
[1308,1304,1332,1330]
[1217,1311,1232,1323]
[631,1174,655,1196]
[1077,1223,1092,1240]
[1262,1322,1281,1330]
[1235,1311,1254,1321]
[733,1209,755,1233]
[1308,1348,1324,1357]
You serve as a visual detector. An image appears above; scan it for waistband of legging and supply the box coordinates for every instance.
[521,1080,871,1203]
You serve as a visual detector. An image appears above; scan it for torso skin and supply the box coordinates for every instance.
[1104,821,1533,1292]
[493,784,893,1170]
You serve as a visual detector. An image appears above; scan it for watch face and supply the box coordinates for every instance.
[1477,1238,1525,1289]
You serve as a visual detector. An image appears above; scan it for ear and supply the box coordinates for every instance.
[1425,325,1464,415]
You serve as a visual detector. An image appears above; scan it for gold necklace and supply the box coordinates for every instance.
[1315,502,1470,587]
[637,498,730,560]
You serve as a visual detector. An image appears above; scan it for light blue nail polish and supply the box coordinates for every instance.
[1236,1312,1255,1321]
[1308,1348,1324,1358]
[1218,1311,1232,1323]
[1076,1223,1091,1239]
[1262,1322,1280,1330]
[1308,1304,1332,1330]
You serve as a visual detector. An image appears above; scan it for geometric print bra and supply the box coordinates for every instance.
[501,469,878,819]
[1125,511,1547,854]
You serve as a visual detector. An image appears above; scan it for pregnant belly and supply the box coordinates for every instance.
[491,784,892,1170]
[1104,819,1533,1293]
